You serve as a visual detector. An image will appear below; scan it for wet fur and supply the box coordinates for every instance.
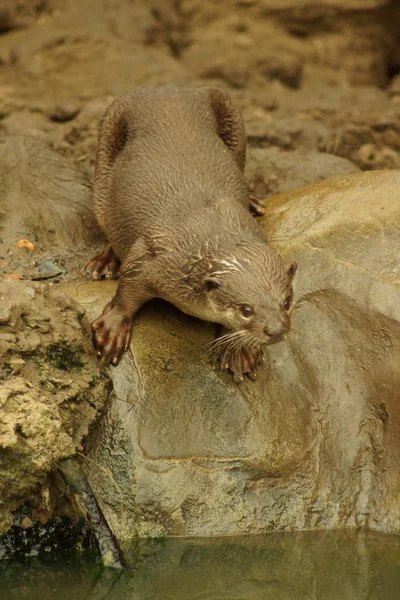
[89,85,296,377]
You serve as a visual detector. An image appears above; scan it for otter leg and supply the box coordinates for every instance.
[91,275,153,365]
[207,87,247,171]
[214,325,263,383]
[248,194,265,217]
[85,245,121,280]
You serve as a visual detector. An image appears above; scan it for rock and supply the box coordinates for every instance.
[0,110,59,142]
[182,16,306,90]
[0,0,47,33]
[245,147,360,197]
[387,74,400,97]
[0,135,103,281]
[0,135,96,246]
[256,52,304,89]
[0,5,191,106]
[0,4,16,34]
[36,259,65,278]
[62,170,400,539]
[0,279,110,535]
[0,510,94,561]
[246,117,331,151]
[357,143,399,169]
[180,0,394,88]
[46,104,80,123]
[322,121,400,170]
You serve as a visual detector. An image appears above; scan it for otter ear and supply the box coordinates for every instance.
[203,275,221,292]
[287,262,297,281]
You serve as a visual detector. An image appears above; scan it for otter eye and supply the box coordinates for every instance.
[283,296,293,311]
[241,304,254,318]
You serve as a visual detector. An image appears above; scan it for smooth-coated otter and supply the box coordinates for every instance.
[85,86,297,382]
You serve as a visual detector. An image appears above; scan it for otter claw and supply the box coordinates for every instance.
[85,245,121,281]
[91,305,133,366]
[214,325,264,382]
[248,194,265,217]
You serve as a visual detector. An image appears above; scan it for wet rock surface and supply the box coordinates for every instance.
[0,509,95,562]
[63,170,400,539]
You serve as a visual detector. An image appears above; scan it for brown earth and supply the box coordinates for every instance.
[1,0,400,279]
[0,0,399,280]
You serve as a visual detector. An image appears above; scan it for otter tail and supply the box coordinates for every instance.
[93,95,131,232]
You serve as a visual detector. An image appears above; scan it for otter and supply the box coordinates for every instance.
[85,86,297,382]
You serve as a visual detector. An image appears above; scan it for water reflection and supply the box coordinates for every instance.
[3,531,400,600]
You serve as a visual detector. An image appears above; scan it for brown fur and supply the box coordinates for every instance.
[86,85,296,382]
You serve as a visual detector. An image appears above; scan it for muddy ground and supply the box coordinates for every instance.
[1,0,400,283]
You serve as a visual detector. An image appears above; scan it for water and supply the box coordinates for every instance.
[1,531,400,600]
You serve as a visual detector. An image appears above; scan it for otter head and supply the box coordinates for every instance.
[201,245,297,348]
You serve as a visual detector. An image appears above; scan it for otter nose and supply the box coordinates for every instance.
[264,322,287,340]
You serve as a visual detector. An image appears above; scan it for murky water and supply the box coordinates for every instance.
[2,531,400,600]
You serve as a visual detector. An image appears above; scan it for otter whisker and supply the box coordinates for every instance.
[211,328,246,346]
[225,332,253,355]
[210,330,247,359]
[217,336,249,361]
[210,328,241,343]
[217,330,243,343]
[247,333,262,348]
[228,331,249,349]
[219,337,246,357]
[244,335,264,353]
[209,330,245,351]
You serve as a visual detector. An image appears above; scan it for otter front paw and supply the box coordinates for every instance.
[85,245,120,280]
[248,194,265,217]
[92,304,132,365]
[220,345,264,383]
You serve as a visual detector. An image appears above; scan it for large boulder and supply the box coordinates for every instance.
[63,169,400,539]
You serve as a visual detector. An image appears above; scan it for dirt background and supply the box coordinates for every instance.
[1,0,400,281]
[1,0,400,202]
[1,0,400,283]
